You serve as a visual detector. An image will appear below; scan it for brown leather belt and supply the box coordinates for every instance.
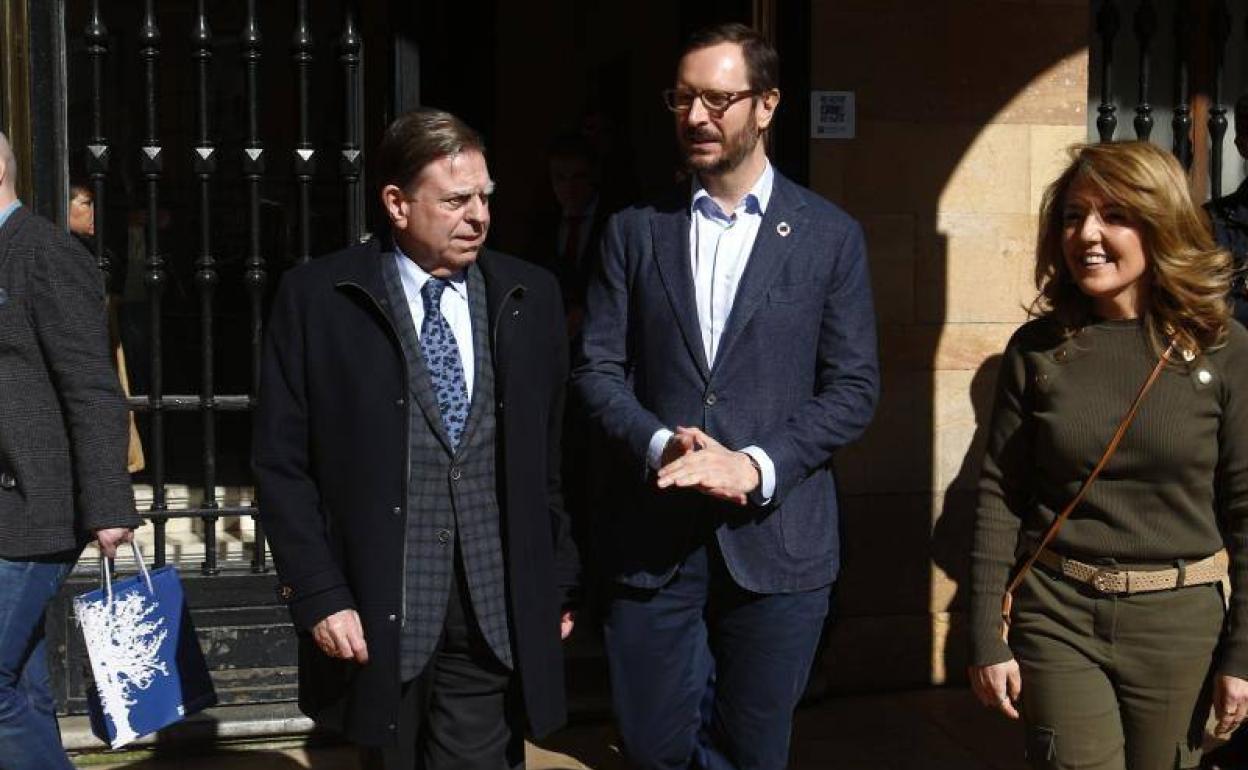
[1035,548,1228,595]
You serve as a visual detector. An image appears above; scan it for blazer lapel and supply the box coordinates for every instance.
[457,262,492,446]
[711,174,808,372]
[651,202,711,380]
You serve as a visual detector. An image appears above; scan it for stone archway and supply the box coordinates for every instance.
[806,0,1091,692]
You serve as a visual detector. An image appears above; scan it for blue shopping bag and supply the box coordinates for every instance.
[74,543,217,748]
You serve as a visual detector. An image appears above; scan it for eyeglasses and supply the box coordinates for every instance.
[662,88,757,114]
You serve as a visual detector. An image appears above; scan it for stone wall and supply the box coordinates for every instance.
[807,0,1089,689]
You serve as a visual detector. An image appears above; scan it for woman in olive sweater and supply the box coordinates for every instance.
[969,141,1248,770]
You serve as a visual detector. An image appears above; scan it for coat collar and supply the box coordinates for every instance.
[332,231,529,388]
[651,170,809,380]
[0,205,32,268]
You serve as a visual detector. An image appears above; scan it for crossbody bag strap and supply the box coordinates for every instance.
[999,340,1175,637]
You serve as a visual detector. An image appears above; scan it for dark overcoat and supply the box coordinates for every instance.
[253,236,577,745]
[1206,179,1248,326]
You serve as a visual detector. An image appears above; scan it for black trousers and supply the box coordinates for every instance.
[362,558,523,770]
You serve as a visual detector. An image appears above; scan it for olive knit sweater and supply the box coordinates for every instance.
[970,316,1248,678]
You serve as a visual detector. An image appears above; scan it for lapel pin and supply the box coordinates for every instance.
[776,222,791,237]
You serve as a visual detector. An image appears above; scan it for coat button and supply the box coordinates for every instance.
[388,614,397,622]
[277,585,294,600]
[704,392,717,406]
[395,398,405,407]
[392,506,401,516]
[0,472,14,490]
[1054,349,1069,363]
[437,528,452,544]
[449,466,462,481]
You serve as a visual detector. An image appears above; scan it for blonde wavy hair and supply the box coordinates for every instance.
[1033,140,1232,355]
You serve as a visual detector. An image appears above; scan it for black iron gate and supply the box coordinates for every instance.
[49,0,372,714]
[1090,0,1248,197]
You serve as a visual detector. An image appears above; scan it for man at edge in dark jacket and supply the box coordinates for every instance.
[0,131,138,769]
[1206,92,1248,327]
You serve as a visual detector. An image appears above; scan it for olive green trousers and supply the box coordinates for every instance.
[1009,561,1225,770]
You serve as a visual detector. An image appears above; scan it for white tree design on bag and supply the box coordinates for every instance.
[76,589,170,747]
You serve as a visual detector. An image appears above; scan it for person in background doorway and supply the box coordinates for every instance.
[68,179,143,474]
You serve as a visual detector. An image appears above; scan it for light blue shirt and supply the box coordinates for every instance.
[0,200,20,231]
[393,248,475,396]
[645,163,776,502]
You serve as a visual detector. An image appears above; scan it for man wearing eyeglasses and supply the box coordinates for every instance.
[255,109,578,770]
[573,23,879,770]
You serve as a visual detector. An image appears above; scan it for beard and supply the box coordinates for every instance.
[681,116,762,176]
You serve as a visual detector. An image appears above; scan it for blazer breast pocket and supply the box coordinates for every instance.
[767,284,811,305]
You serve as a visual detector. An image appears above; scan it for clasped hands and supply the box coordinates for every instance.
[654,426,760,506]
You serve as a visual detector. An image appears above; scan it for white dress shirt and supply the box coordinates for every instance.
[394,249,475,396]
[646,163,777,502]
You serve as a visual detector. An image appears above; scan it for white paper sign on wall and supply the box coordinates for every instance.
[811,91,855,139]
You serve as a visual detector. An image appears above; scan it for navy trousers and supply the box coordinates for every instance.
[604,543,831,770]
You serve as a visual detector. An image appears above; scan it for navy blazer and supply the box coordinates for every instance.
[572,171,879,594]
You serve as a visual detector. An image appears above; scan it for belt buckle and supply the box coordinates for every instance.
[1089,568,1120,594]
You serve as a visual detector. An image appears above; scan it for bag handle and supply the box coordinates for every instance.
[999,341,1175,641]
[99,540,154,607]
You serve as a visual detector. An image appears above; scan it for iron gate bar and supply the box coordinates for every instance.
[340,2,363,246]
[139,0,169,569]
[193,0,221,577]
[84,0,108,275]
[1173,6,1193,167]
[242,0,269,575]
[127,395,253,410]
[1133,0,1156,140]
[1208,0,1230,198]
[1097,0,1120,142]
[139,508,257,519]
[294,0,314,266]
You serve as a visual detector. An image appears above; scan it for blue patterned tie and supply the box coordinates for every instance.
[420,278,470,449]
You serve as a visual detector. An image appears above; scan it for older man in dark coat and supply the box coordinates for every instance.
[0,132,138,769]
[254,110,577,770]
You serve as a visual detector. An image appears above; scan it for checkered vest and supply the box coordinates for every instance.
[380,255,513,681]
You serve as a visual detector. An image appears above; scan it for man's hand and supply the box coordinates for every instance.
[1214,674,1248,736]
[660,429,697,467]
[560,610,575,641]
[94,527,134,559]
[656,427,759,506]
[312,609,370,664]
[969,660,1022,720]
